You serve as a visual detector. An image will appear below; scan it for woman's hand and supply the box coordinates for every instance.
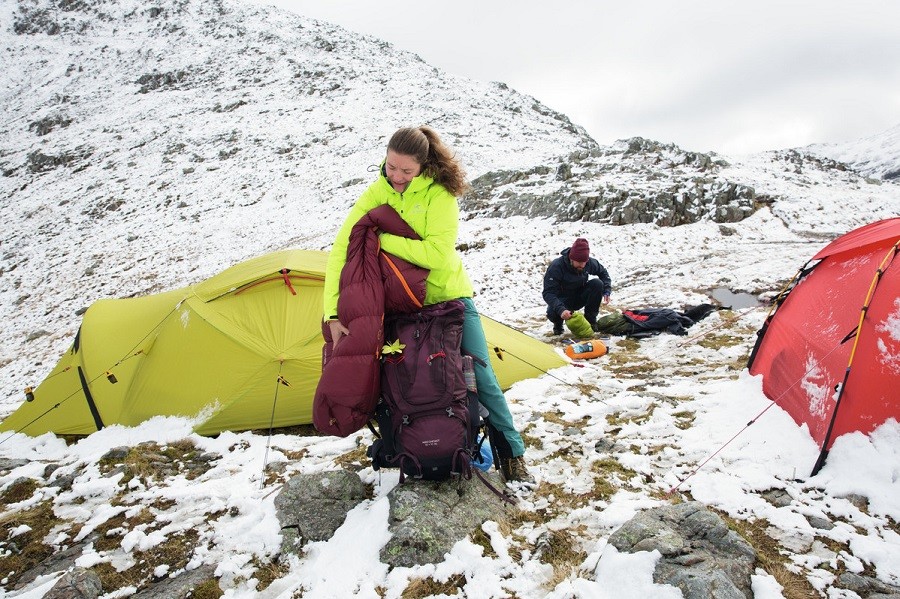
[328,319,350,350]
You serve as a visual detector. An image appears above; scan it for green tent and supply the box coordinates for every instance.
[1,249,566,437]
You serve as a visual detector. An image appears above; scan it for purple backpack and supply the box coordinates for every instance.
[368,300,481,480]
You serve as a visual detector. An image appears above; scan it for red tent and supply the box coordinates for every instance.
[748,218,900,474]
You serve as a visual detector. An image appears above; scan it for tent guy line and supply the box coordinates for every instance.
[668,337,846,494]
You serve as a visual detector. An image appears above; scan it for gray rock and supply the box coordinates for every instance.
[608,502,755,599]
[275,470,367,553]
[839,572,900,597]
[761,488,792,508]
[0,458,29,472]
[381,471,511,567]
[49,473,76,491]
[806,515,834,531]
[100,447,130,462]
[44,567,102,599]
[594,437,625,453]
[131,564,218,598]
[14,538,94,589]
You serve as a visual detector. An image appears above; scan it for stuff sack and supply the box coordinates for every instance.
[368,300,482,480]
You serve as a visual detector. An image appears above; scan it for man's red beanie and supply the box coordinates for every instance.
[570,238,590,262]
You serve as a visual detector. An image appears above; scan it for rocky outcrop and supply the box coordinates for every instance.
[381,471,510,567]
[608,501,756,599]
[275,470,368,553]
[462,138,760,226]
[274,469,511,567]
[45,568,102,599]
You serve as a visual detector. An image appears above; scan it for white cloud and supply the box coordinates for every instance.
[255,0,900,153]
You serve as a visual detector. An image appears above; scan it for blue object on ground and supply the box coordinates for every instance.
[473,437,493,472]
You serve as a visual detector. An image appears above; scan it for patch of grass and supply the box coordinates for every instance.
[251,556,290,591]
[697,333,746,350]
[98,439,211,485]
[506,506,543,529]
[92,506,157,552]
[544,445,581,466]
[470,526,497,558]
[725,352,752,371]
[587,476,618,502]
[606,359,662,378]
[0,501,74,588]
[603,339,661,378]
[333,445,368,471]
[887,516,900,536]
[0,478,39,504]
[0,501,57,588]
[59,434,87,446]
[190,578,224,598]
[614,338,641,352]
[520,427,544,451]
[606,403,657,427]
[94,528,201,593]
[571,382,599,395]
[641,443,673,456]
[401,573,466,598]
[588,457,637,501]
[811,535,852,576]
[540,410,573,427]
[276,447,310,461]
[538,528,589,589]
[673,410,695,430]
[715,511,818,599]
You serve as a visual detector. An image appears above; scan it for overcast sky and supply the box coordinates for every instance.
[248,0,900,156]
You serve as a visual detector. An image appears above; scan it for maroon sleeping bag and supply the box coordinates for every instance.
[313,205,428,436]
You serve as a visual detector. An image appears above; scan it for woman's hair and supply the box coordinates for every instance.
[387,126,470,196]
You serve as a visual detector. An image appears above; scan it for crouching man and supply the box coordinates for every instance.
[542,238,612,335]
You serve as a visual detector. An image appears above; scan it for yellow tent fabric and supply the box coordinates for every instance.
[1,250,566,437]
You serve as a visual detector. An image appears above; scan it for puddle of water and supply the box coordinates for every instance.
[710,287,762,309]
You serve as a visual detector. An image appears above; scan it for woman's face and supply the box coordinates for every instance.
[385,150,422,193]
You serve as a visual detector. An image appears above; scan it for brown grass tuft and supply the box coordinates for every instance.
[715,511,818,599]
[538,528,589,589]
[401,573,466,598]
[0,501,65,588]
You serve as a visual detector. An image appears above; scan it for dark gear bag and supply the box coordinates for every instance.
[367,300,487,481]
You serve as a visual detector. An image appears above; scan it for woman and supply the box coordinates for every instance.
[323,126,534,484]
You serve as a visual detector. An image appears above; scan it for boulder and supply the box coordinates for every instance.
[44,567,102,599]
[608,501,756,599]
[274,470,368,553]
[381,472,511,567]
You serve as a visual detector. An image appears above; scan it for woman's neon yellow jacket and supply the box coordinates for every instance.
[323,168,474,319]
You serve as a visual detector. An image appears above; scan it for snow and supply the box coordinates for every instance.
[1,0,900,596]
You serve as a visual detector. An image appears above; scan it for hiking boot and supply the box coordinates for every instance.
[552,323,564,335]
[499,456,536,485]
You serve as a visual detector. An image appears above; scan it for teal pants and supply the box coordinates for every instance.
[460,298,526,457]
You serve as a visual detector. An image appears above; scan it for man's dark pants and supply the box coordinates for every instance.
[546,278,605,326]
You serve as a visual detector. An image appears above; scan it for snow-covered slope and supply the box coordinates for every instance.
[807,123,900,181]
[0,0,593,400]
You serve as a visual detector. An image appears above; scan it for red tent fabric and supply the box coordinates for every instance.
[748,218,900,473]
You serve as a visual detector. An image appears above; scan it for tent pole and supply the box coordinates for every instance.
[262,361,286,488]
[811,241,899,476]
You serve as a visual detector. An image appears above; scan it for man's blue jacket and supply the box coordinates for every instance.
[542,247,612,318]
